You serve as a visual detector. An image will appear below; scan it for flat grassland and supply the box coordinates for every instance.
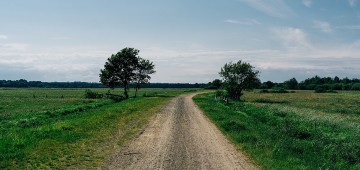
[194,90,360,169]
[0,88,196,169]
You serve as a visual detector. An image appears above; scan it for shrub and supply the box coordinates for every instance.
[259,89,269,93]
[274,88,289,93]
[330,83,343,90]
[351,83,360,90]
[106,93,125,102]
[260,89,290,93]
[314,87,338,93]
[84,89,103,99]
[215,90,229,104]
[343,84,352,90]
[314,86,326,93]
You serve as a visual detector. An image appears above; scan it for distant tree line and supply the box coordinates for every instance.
[258,76,360,91]
[0,79,205,88]
[206,75,360,91]
[0,79,104,88]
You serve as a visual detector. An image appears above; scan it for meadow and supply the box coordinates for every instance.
[194,90,360,169]
[0,88,196,169]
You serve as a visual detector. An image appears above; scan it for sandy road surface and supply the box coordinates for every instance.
[104,93,257,170]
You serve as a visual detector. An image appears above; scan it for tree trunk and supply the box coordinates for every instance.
[134,87,138,98]
[124,83,129,99]
[134,83,141,98]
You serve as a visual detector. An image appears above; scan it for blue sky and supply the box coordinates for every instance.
[0,0,359,83]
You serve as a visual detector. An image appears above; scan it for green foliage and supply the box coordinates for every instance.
[265,80,275,89]
[99,48,156,98]
[299,76,360,90]
[259,88,289,93]
[351,83,360,90]
[133,58,156,97]
[259,89,269,93]
[84,89,103,99]
[100,48,140,98]
[194,91,360,169]
[206,79,222,89]
[105,93,126,102]
[219,60,259,100]
[315,86,338,93]
[284,78,298,90]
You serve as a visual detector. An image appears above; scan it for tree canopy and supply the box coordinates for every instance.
[133,58,156,97]
[99,47,155,98]
[219,60,259,100]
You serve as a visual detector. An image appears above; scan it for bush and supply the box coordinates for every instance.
[343,84,352,90]
[330,83,343,90]
[351,83,360,90]
[314,87,326,93]
[273,88,289,93]
[106,93,125,102]
[259,89,269,93]
[84,89,103,99]
[215,90,229,104]
[315,86,338,93]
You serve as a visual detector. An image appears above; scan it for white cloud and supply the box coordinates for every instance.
[224,19,261,25]
[1,44,360,83]
[224,19,239,24]
[349,0,357,7]
[313,20,333,33]
[1,41,360,83]
[272,27,311,50]
[0,35,8,40]
[240,0,294,18]
[302,0,312,7]
[0,43,29,51]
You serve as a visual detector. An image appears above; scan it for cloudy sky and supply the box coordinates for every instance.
[0,0,359,83]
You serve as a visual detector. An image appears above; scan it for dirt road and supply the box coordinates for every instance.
[104,93,257,170]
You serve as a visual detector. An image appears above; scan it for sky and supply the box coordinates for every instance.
[0,0,359,83]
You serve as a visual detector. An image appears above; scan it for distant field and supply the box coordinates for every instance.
[0,88,197,169]
[194,90,360,169]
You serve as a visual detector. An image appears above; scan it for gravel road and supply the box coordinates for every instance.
[104,93,257,170]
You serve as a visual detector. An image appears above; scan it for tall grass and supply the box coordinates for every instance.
[194,92,360,169]
[0,88,194,169]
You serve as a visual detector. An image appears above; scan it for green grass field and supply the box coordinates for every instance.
[0,88,195,169]
[194,90,360,169]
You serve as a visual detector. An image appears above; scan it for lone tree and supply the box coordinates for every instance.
[219,60,259,100]
[133,58,156,97]
[100,48,155,99]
